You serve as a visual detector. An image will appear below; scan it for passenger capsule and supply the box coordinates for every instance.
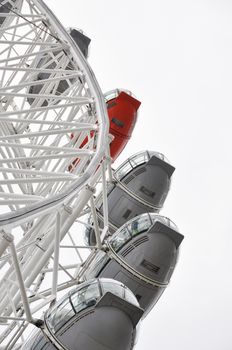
[69,89,141,172]
[85,214,184,318]
[27,29,91,106]
[105,90,141,161]
[68,28,91,59]
[86,150,175,245]
[21,278,143,350]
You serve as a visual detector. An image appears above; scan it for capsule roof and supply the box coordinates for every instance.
[46,278,139,334]
[104,89,136,102]
[114,150,173,181]
[109,213,183,252]
[67,27,91,59]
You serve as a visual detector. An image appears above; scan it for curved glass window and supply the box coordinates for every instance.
[109,213,178,252]
[110,226,131,252]
[100,278,139,307]
[109,213,152,252]
[124,287,139,307]
[156,215,178,231]
[127,214,152,236]
[114,150,169,181]
[20,329,51,350]
[47,297,75,333]
[84,250,110,280]
[101,279,125,299]
[46,281,100,334]
[104,89,133,102]
[94,182,114,210]
[70,280,100,314]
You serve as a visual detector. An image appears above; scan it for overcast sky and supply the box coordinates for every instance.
[46,1,232,349]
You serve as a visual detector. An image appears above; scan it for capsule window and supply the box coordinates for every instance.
[141,259,160,274]
[107,101,117,109]
[112,117,124,128]
[101,281,124,299]
[110,227,131,251]
[123,209,132,219]
[70,281,100,314]
[124,288,140,306]
[22,331,48,350]
[47,298,75,333]
[139,186,155,198]
[84,251,109,279]
[127,215,151,236]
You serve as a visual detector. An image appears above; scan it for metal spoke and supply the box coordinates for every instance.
[0,0,110,347]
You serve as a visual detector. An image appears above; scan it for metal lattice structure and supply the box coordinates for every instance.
[0,1,111,348]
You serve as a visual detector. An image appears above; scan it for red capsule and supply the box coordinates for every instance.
[69,90,141,171]
[107,91,141,161]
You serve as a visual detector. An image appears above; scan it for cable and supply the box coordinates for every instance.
[0,0,60,41]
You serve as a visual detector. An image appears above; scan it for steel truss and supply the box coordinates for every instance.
[0,0,111,348]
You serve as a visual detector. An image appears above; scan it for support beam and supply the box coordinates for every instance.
[101,160,109,229]
[9,242,33,324]
[0,231,12,258]
[52,211,61,299]
[90,196,102,249]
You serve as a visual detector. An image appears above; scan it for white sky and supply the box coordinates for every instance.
[46,1,232,349]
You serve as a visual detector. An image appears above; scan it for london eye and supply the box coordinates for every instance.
[0,1,183,349]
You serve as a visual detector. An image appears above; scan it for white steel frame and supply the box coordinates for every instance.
[0,1,112,348]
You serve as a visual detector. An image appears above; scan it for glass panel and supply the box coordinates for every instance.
[85,251,109,279]
[127,214,151,237]
[101,280,124,299]
[114,151,171,181]
[109,213,178,254]
[70,281,100,314]
[95,183,114,209]
[115,161,133,180]
[115,151,150,181]
[47,297,75,333]
[100,279,139,307]
[110,226,131,252]
[124,287,140,307]
[164,217,178,230]
[129,152,148,168]
[21,330,52,350]
[149,213,178,231]
[104,89,133,102]
[104,89,120,101]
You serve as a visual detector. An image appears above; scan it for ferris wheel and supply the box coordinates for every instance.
[0,1,184,349]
